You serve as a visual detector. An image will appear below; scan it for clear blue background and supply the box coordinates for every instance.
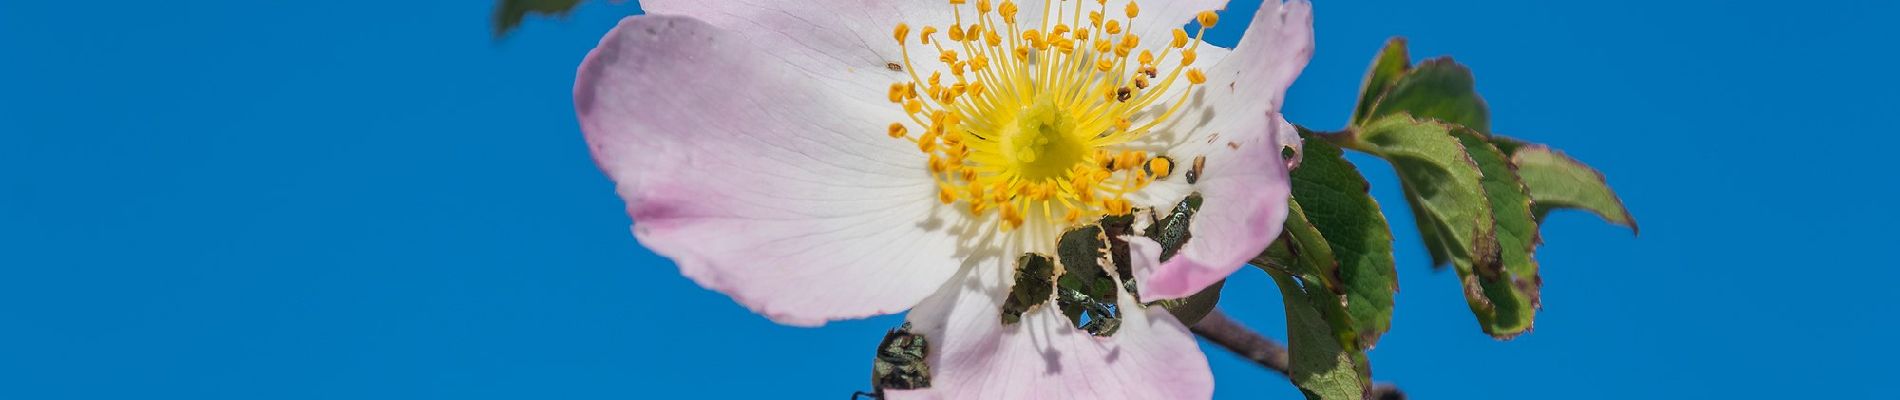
[3,0,1894,398]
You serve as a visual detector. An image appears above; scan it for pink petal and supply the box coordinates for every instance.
[1129,0,1314,300]
[890,264,1214,399]
[575,16,970,326]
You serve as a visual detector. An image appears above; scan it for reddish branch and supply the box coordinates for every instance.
[1190,309,1407,400]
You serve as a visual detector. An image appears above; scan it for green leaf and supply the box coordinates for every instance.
[1155,280,1224,326]
[1494,137,1639,231]
[1351,37,1412,126]
[1267,269,1367,400]
[1289,130,1398,347]
[1345,115,1540,337]
[1453,128,1541,337]
[1258,203,1372,386]
[492,0,585,38]
[1364,57,1492,134]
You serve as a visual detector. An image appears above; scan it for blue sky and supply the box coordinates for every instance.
[2,0,1895,398]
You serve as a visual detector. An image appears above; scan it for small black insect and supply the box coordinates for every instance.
[1186,155,1207,184]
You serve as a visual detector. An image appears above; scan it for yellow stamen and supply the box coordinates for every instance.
[881,1,1223,231]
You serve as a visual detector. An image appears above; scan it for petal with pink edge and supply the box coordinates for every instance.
[889,258,1213,400]
[1124,0,1314,301]
[575,15,971,326]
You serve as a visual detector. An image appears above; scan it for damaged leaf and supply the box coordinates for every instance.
[1347,115,1532,338]
[1454,128,1542,337]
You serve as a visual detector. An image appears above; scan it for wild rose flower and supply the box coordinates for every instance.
[575,0,1312,397]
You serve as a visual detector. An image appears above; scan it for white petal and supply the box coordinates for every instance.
[890,259,1214,399]
[575,15,970,326]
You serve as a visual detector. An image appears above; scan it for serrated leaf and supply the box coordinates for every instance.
[1365,57,1492,134]
[1289,130,1398,347]
[1267,269,1367,400]
[1346,115,1537,337]
[1277,200,1343,295]
[1494,137,1639,231]
[1351,37,1412,126]
[1453,128,1540,337]
[492,0,585,38]
[1258,205,1371,385]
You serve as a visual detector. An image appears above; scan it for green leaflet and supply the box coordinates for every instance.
[1266,267,1367,400]
[1289,130,1399,347]
[1365,57,1492,134]
[1261,202,1372,387]
[492,0,584,38]
[1346,115,1542,337]
[1351,37,1413,126]
[1453,128,1542,337]
[1493,137,1639,231]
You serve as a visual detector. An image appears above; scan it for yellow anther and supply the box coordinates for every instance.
[966,24,982,41]
[1052,24,1071,37]
[894,23,911,43]
[888,83,907,103]
[998,1,1019,23]
[1124,2,1140,18]
[919,131,940,152]
[1073,29,1089,41]
[1064,208,1082,223]
[1187,68,1208,84]
[985,30,1003,46]
[1104,20,1122,35]
[1171,28,1190,48]
[1089,11,1104,27]
[1149,157,1174,177]
[1138,50,1155,66]
[1181,49,1198,65]
[939,50,959,64]
[904,99,924,114]
[949,0,966,5]
[977,0,992,13]
[947,25,965,41]
[888,123,909,138]
[921,26,939,44]
[1196,11,1220,28]
[1000,202,1024,229]
[1096,59,1115,72]
[939,184,959,204]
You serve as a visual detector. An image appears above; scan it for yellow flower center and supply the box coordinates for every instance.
[886,0,1219,230]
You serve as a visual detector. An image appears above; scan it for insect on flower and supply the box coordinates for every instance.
[576,0,1313,398]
